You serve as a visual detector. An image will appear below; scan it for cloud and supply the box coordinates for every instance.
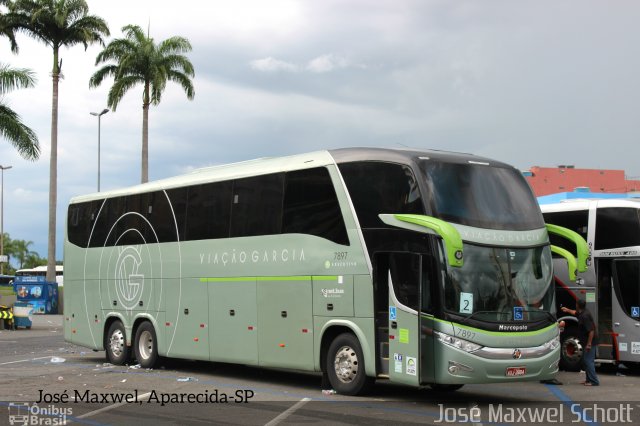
[249,57,299,72]
[3,0,640,261]
[306,54,350,73]
[249,54,361,74]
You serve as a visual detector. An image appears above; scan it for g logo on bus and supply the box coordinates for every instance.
[114,246,145,310]
[512,348,522,360]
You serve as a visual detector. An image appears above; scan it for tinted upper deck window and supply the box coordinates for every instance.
[543,210,588,253]
[595,207,640,249]
[421,161,544,231]
[230,173,284,238]
[338,162,424,228]
[282,167,348,245]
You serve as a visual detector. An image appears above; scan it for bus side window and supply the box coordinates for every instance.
[282,168,349,245]
[339,162,425,229]
[67,201,97,248]
[389,253,420,311]
[230,173,284,238]
[185,181,232,241]
[543,210,588,253]
[595,208,640,250]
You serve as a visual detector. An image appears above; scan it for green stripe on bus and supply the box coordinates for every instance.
[200,275,339,283]
[432,317,557,337]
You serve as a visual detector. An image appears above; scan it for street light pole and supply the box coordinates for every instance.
[0,165,12,275]
[90,108,109,192]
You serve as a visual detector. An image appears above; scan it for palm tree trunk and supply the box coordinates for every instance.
[46,47,59,283]
[141,81,150,183]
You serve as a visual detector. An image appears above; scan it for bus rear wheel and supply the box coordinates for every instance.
[325,332,373,395]
[134,321,159,369]
[105,320,129,365]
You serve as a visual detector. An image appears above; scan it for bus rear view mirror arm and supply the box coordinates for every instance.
[545,224,590,273]
[550,245,579,282]
[379,214,463,268]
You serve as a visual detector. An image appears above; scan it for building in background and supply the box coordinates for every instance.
[523,166,640,197]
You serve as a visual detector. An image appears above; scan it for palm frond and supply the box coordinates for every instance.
[0,63,36,94]
[0,103,40,160]
[106,75,143,111]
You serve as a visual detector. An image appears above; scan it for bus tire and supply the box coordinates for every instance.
[430,384,464,392]
[560,325,583,372]
[325,332,373,395]
[134,321,159,369]
[105,320,129,365]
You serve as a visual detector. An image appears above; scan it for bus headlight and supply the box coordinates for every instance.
[544,336,560,351]
[434,331,483,353]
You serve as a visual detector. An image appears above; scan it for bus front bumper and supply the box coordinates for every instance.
[434,342,560,384]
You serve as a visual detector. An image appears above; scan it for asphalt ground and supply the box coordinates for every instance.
[1,316,640,425]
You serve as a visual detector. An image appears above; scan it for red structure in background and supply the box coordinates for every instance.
[524,166,640,197]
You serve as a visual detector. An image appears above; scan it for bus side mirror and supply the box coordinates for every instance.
[550,245,579,282]
[545,224,589,273]
[378,214,463,268]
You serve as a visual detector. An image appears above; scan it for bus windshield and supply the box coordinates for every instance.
[442,244,554,322]
[421,161,544,231]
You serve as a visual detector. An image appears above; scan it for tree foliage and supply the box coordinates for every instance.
[0,62,40,159]
[90,24,194,183]
[2,232,46,274]
[4,0,109,282]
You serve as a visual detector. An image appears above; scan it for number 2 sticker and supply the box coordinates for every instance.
[459,292,473,314]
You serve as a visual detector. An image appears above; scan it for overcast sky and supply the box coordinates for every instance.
[1,0,639,260]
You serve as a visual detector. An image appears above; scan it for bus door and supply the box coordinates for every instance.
[386,253,436,386]
[611,258,640,364]
[595,259,615,360]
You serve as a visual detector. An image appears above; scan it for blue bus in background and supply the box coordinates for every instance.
[13,275,58,314]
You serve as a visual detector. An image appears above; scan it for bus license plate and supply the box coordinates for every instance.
[506,367,526,377]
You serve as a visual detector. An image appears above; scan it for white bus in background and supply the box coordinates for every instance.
[540,196,640,371]
[15,265,64,286]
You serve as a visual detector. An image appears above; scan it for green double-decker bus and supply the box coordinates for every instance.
[64,148,587,394]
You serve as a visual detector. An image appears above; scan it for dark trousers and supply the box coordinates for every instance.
[583,345,599,385]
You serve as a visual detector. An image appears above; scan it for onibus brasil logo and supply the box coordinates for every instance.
[8,402,71,425]
[115,246,145,310]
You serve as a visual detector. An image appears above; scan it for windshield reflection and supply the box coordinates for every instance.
[442,244,553,322]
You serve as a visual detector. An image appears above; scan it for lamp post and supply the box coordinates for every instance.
[0,165,12,275]
[90,108,109,192]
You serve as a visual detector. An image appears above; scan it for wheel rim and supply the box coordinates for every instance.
[138,330,153,360]
[334,345,359,383]
[562,337,583,362]
[109,328,125,358]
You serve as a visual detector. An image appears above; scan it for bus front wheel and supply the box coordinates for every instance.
[105,321,129,365]
[325,332,373,395]
[560,326,583,372]
[134,321,159,369]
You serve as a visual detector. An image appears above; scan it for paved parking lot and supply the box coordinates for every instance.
[2,315,640,425]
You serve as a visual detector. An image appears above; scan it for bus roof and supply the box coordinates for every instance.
[70,147,514,204]
[540,197,640,212]
[538,191,640,205]
[16,265,63,274]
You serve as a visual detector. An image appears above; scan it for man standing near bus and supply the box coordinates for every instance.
[561,300,600,386]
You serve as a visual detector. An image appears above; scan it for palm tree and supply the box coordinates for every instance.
[3,234,35,268]
[7,0,109,282]
[0,0,19,52]
[0,63,39,159]
[90,24,195,184]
